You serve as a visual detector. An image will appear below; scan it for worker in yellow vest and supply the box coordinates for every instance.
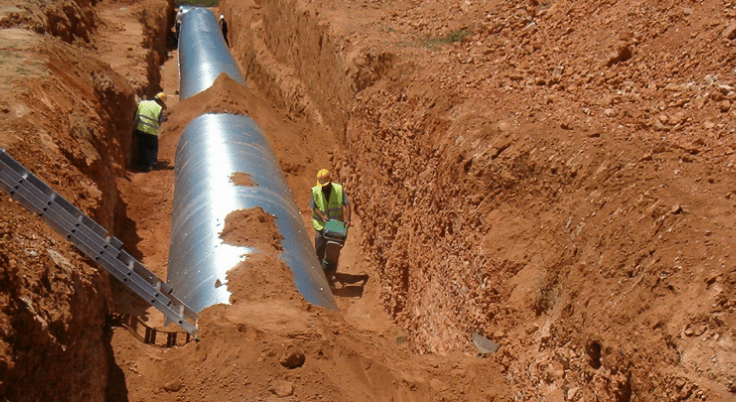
[133,92,167,172]
[310,169,351,278]
[219,15,229,47]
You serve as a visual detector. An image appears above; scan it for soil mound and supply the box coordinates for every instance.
[162,73,261,139]
[220,207,283,252]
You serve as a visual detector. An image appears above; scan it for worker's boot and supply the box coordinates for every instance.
[327,270,337,288]
[323,263,337,288]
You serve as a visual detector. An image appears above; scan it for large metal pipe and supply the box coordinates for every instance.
[178,7,245,99]
[167,8,337,313]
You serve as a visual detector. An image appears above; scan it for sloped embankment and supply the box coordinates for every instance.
[0,0,172,400]
[222,0,736,400]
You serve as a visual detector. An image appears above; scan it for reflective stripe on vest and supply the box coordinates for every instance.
[135,100,163,136]
[312,183,343,231]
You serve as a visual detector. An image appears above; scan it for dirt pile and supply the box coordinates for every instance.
[220,207,283,251]
[111,198,507,402]
[164,73,263,127]
[222,0,736,399]
[230,171,257,186]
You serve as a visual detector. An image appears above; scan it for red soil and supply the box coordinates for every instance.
[0,0,735,401]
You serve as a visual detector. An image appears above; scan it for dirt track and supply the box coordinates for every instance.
[1,0,735,401]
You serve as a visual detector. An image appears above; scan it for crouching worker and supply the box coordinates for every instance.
[133,92,166,172]
[310,169,351,283]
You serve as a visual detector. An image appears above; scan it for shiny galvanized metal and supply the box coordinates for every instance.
[178,7,245,100]
[167,114,338,313]
[168,9,337,313]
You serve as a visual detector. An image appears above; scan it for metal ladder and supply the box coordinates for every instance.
[0,149,199,338]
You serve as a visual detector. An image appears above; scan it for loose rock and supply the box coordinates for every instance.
[722,23,736,39]
[718,84,734,95]
[269,380,294,397]
[719,100,731,113]
[472,332,499,354]
[279,346,306,369]
[163,379,183,393]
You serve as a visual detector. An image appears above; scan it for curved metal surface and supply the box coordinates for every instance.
[169,11,337,313]
[178,7,245,100]
[167,115,338,313]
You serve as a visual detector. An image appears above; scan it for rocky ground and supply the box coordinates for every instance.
[0,0,735,401]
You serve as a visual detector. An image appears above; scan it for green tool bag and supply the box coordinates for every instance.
[324,219,348,243]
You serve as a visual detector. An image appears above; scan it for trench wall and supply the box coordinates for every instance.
[221,0,736,400]
[0,0,172,400]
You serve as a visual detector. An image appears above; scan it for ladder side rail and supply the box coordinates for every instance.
[13,161,124,251]
[22,172,110,240]
[0,168,182,311]
[0,154,199,336]
[114,249,197,321]
[25,176,125,255]
[0,151,108,241]
[116,248,175,295]
[0,165,168,295]
[54,194,116,246]
[0,167,125,261]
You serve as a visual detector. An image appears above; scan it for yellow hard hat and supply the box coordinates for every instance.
[317,169,332,186]
[154,92,167,103]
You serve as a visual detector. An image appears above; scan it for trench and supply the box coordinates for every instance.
[0,0,623,400]
[100,3,489,401]
[6,0,733,401]
[0,0,516,398]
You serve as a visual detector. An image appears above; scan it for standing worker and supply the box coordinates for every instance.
[133,92,167,172]
[310,169,351,282]
[219,15,229,47]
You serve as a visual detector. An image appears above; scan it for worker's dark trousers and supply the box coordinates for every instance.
[134,130,158,171]
[314,230,330,271]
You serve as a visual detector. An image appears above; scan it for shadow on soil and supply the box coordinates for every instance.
[332,272,369,298]
[109,192,150,317]
[104,325,130,402]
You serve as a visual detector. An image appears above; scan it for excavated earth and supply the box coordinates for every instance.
[1,0,735,401]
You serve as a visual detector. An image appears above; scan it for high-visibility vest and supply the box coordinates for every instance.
[312,183,344,231]
[135,100,163,136]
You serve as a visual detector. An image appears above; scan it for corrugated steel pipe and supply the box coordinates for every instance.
[177,7,246,97]
[166,7,338,313]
